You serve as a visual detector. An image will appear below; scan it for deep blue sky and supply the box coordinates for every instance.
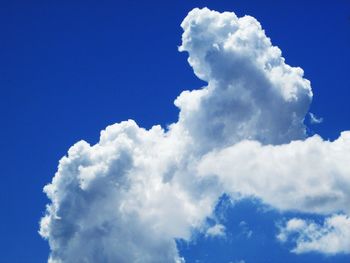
[1,1,349,262]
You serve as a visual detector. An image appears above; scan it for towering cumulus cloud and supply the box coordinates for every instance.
[40,8,350,262]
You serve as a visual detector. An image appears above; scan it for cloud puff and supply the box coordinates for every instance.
[40,7,350,262]
[39,121,203,263]
[277,215,350,254]
[205,224,226,238]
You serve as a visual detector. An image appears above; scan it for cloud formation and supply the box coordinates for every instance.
[40,8,350,262]
[177,8,312,151]
[278,215,350,254]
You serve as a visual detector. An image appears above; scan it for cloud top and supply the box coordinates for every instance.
[177,8,312,150]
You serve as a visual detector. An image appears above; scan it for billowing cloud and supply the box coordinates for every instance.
[277,215,350,254]
[177,8,312,151]
[40,7,350,262]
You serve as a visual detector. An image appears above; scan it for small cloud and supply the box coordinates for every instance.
[239,221,253,239]
[309,112,323,124]
[277,214,350,254]
[206,224,226,238]
[229,260,246,263]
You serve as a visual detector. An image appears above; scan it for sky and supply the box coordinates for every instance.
[1,1,350,262]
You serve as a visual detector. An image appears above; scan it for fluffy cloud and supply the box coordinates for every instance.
[39,121,206,263]
[198,132,350,215]
[40,7,350,262]
[177,8,312,152]
[205,224,226,238]
[277,215,350,254]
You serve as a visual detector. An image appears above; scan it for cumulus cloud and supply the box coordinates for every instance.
[198,132,350,215]
[39,121,209,263]
[277,215,350,254]
[40,7,350,262]
[177,8,312,151]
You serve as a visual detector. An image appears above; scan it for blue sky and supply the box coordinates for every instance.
[1,1,350,262]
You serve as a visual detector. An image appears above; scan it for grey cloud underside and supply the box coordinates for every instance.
[40,8,350,262]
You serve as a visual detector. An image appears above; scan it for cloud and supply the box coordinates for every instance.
[239,221,253,239]
[177,8,312,151]
[205,224,226,238]
[39,121,196,263]
[197,132,350,215]
[229,260,246,263]
[40,7,350,262]
[277,215,350,254]
[309,112,323,124]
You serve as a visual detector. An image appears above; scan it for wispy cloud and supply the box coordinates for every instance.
[309,112,323,124]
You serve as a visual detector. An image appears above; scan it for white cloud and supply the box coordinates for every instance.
[39,121,203,263]
[277,215,350,254]
[309,112,323,124]
[40,7,350,262]
[197,132,350,215]
[177,8,312,152]
[206,224,226,238]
